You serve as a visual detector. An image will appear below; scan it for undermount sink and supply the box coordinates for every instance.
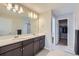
[12,37,26,40]
[11,34,35,40]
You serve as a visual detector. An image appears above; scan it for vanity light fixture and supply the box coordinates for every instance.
[18,7,24,14]
[15,4,18,11]
[28,12,33,19]
[4,3,38,19]
[5,3,24,14]
[7,3,12,10]
[33,13,38,19]
[13,8,16,12]
[28,11,38,19]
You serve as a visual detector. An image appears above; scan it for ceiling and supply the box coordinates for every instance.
[22,3,79,16]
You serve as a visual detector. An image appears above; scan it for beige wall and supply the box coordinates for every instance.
[39,11,52,50]
[30,18,39,34]
[75,10,79,30]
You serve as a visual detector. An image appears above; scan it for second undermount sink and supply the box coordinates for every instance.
[11,34,35,40]
[12,37,26,40]
[11,35,26,40]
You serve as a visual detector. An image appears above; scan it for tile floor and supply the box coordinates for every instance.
[36,49,76,56]
[36,49,49,56]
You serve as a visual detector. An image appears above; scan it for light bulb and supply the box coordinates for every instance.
[13,8,16,12]
[34,13,38,19]
[7,3,12,10]
[8,3,12,7]
[30,12,33,18]
[33,13,36,19]
[15,5,18,11]
[18,7,23,14]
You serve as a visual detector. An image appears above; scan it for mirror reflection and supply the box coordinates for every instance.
[0,3,39,36]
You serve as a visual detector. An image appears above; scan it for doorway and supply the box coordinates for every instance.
[58,19,68,46]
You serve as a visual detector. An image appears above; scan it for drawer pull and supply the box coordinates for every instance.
[21,48,22,51]
[23,48,24,50]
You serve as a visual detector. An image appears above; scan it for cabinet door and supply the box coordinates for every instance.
[34,40,39,55]
[39,39,45,50]
[23,42,34,56]
[0,42,22,55]
[0,47,22,56]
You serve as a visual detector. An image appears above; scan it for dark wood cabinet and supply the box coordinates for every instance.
[23,39,34,56]
[34,36,45,55]
[0,35,45,56]
[75,30,79,55]
[0,42,22,55]
[34,39,39,55]
[23,43,34,56]
[0,47,22,56]
[39,39,45,50]
[39,36,45,50]
[0,42,22,56]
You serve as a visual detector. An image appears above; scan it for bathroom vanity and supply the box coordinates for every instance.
[0,4,42,56]
[0,34,45,56]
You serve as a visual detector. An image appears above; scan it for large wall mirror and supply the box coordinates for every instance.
[0,3,39,36]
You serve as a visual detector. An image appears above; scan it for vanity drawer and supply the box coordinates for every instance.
[23,39,33,46]
[0,42,22,54]
[34,36,45,41]
[39,36,45,40]
[34,37,40,42]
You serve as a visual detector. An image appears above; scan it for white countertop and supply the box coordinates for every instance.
[0,33,45,47]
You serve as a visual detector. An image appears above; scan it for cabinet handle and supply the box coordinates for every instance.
[21,48,22,51]
[23,48,24,50]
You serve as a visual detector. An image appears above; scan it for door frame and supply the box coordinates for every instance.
[58,19,68,45]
